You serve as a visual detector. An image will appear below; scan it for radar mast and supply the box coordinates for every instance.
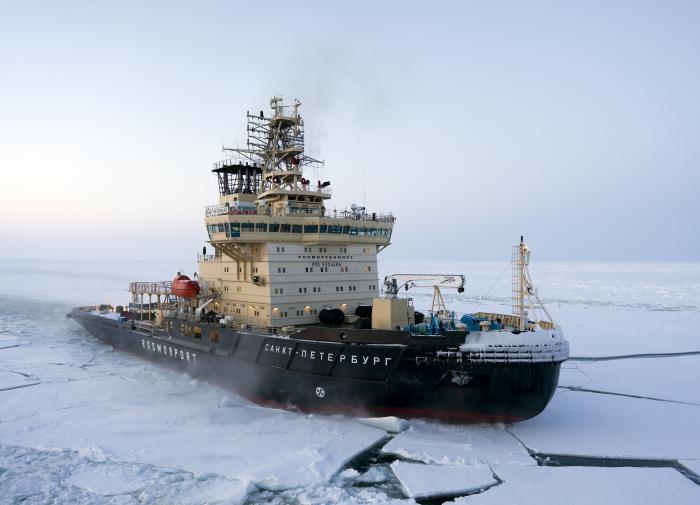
[223,96,325,201]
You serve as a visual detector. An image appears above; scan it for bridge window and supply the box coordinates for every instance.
[328,225,342,234]
[256,223,267,232]
[342,226,350,234]
[217,223,225,233]
[319,224,328,233]
[269,223,280,232]
[242,223,254,232]
[304,224,318,233]
[292,224,302,233]
[281,223,291,233]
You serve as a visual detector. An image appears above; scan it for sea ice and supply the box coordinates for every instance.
[4,260,700,503]
[561,355,700,404]
[251,482,415,504]
[0,356,387,495]
[510,390,700,460]
[356,467,388,484]
[390,461,496,499]
[448,465,700,504]
[0,369,37,390]
[381,421,533,467]
[66,465,150,495]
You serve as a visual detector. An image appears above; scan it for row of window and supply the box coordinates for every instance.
[218,303,367,319]
[207,222,392,238]
[295,309,318,316]
[268,285,375,295]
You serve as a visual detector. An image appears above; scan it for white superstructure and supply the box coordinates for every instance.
[199,97,394,328]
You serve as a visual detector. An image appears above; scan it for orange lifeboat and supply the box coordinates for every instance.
[172,274,200,298]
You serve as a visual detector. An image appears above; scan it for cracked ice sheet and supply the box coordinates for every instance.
[561,355,700,404]
[448,466,700,505]
[0,362,386,493]
[391,461,496,499]
[381,421,533,467]
[0,369,36,390]
[510,390,700,460]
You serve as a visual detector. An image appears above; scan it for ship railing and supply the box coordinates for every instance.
[205,204,395,223]
[129,281,173,295]
[261,185,333,197]
[335,210,396,223]
[206,204,259,217]
[197,254,222,263]
[213,156,262,170]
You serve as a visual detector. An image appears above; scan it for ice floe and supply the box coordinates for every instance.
[449,465,700,504]
[382,421,534,467]
[390,461,497,499]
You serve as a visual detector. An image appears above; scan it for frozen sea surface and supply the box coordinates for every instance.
[1,259,700,503]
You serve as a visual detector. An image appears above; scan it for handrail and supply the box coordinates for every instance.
[205,204,395,222]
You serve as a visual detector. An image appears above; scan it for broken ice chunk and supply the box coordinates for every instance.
[390,461,496,499]
[448,466,700,504]
[382,422,533,466]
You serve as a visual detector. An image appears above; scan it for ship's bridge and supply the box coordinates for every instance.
[204,205,394,246]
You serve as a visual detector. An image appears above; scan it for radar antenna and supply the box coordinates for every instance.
[223,96,324,196]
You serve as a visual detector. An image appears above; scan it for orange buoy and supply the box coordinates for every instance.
[172,274,200,298]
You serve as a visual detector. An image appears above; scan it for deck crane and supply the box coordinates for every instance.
[383,274,466,319]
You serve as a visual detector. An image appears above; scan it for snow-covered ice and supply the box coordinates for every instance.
[561,355,700,404]
[0,353,387,492]
[65,465,154,495]
[510,389,700,460]
[382,421,533,467]
[449,465,700,504]
[357,467,388,484]
[390,461,497,499]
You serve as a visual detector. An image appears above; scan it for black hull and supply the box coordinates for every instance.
[72,312,561,423]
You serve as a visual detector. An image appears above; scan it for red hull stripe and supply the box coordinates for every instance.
[245,394,524,424]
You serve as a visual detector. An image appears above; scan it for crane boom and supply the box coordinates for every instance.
[383,274,465,296]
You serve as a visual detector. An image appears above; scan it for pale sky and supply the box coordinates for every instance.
[1,1,698,263]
